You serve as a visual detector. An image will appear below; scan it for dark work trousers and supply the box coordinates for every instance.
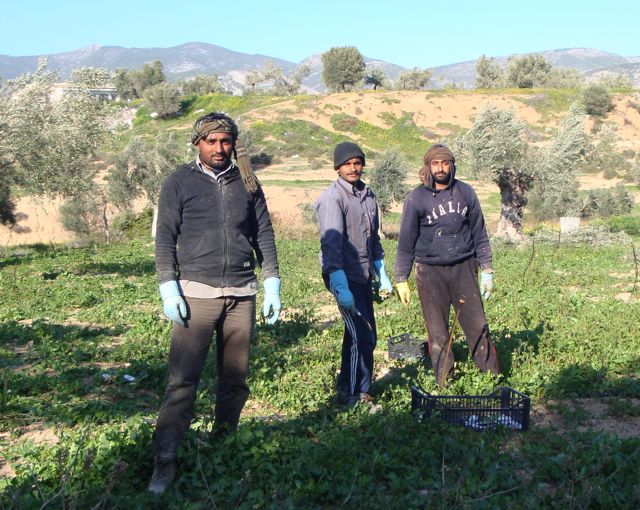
[325,277,377,396]
[415,259,499,386]
[153,295,255,460]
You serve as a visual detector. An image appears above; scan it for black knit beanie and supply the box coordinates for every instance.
[333,142,366,170]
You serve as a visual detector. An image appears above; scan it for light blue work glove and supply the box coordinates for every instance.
[372,259,393,294]
[159,280,187,326]
[480,270,494,300]
[262,277,281,325]
[329,270,356,313]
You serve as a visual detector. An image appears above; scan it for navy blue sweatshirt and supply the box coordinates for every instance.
[394,171,492,282]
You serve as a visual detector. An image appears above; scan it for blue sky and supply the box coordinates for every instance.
[1,0,638,67]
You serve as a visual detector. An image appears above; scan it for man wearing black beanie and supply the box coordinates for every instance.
[316,142,392,408]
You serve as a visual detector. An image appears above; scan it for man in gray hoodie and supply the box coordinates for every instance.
[394,144,499,386]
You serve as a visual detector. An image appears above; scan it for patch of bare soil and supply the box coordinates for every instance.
[532,398,640,439]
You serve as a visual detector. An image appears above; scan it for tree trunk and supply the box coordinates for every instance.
[101,203,110,244]
[494,171,533,242]
[151,205,158,238]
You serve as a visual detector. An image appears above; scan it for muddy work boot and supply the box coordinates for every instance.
[147,457,178,495]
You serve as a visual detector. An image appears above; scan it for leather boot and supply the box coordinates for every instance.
[147,457,178,495]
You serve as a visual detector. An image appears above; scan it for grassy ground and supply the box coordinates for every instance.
[1,218,639,508]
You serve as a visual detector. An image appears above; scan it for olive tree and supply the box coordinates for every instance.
[456,104,531,241]
[363,68,388,90]
[107,131,188,236]
[321,46,366,92]
[475,55,504,89]
[0,60,113,218]
[394,68,432,90]
[143,82,182,118]
[506,54,551,88]
[527,103,589,219]
[0,60,115,242]
[368,147,409,213]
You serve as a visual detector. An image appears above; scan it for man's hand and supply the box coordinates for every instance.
[159,281,187,327]
[480,270,494,300]
[372,259,393,295]
[262,277,281,325]
[329,270,356,313]
[396,281,411,306]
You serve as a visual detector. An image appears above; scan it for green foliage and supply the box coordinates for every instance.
[456,104,532,237]
[244,61,310,96]
[251,119,343,161]
[506,54,552,88]
[519,89,578,117]
[582,123,629,175]
[394,67,432,90]
[528,103,589,220]
[0,175,16,226]
[581,184,635,218]
[363,68,388,90]
[114,61,165,100]
[543,67,585,89]
[368,147,409,213]
[142,82,181,119]
[1,235,640,508]
[596,73,633,91]
[0,58,114,199]
[321,46,366,92]
[178,74,224,95]
[580,84,614,117]
[330,113,359,131]
[108,130,188,209]
[475,55,504,89]
[597,214,640,235]
[59,193,102,239]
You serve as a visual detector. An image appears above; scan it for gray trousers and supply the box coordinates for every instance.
[153,295,256,459]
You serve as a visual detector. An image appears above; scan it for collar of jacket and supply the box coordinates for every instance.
[336,177,368,196]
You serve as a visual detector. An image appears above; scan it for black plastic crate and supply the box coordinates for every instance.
[387,333,427,360]
[411,386,530,431]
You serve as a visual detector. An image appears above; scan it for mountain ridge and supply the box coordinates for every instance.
[1,43,638,91]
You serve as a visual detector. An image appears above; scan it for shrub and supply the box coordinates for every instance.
[580,84,614,117]
[60,194,101,238]
[142,82,181,119]
[600,215,640,236]
[581,184,635,218]
[330,113,360,132]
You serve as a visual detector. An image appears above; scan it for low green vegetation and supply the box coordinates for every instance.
[1,219,639,508]
[330,112,427,163]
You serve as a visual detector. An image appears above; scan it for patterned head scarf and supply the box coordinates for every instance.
[192,112,258,193]
[191,112,239,145]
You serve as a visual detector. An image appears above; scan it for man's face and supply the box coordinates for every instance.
[430,159,452,186]
[197,132,234,170]
[336,157,364,184]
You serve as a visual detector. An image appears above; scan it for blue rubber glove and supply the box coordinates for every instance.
[262,277,281,325]
[329,270,356,313]
[372,259,393,294]
[480,270,494,300]
[159,281,187,326]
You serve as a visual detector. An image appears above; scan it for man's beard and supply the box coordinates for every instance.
[208,155,232,171]
[432,171,451,185]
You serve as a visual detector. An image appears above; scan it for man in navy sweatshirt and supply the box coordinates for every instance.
[394,144,500,386]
